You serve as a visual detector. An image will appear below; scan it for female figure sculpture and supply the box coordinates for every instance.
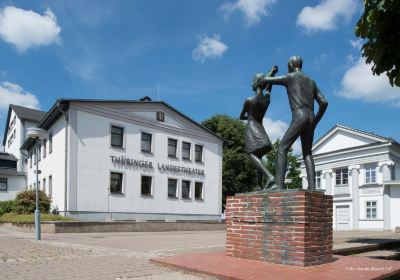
[240,66,278,189]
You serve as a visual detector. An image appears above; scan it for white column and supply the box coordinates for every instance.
[349,165,360,229]
[378,160,394,230]
[300,173,308,190]
[322,169,333,195]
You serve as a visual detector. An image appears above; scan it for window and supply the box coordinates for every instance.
[0,178,7,191]
[49,131,53,153]
[195,145,203,162]
[43,139,47,158]
[168,139,177,158]
[315,171,322,189]
[141,176,152,196]
[111,126,124,148]
[365,164,377,184]
[38,143,41,162]
[182,180,191,199]
[391,165,396,181]
[336,168,348,185]
[29,151,32,168]
[168,178,178,198]
[366,201,377,219]
[141,133,152,153]
[48,175,52,197]
[110,172,123,193]
[195,182,203,200]
[43,178,46,193]
[182,142,191,160]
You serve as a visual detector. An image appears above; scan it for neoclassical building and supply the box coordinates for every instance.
[299,125,400,230]
[1,99,223,222]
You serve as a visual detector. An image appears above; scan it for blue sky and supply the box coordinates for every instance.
[0,0,399,153]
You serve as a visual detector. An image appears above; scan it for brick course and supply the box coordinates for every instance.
[225,190,333,267]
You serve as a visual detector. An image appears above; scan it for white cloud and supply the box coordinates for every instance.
[350,39,363,50]
[338,57,400,104]
[263,118,302,155]
[220,0,276,26]
[0,6,61,52]
[192,35,228,63]
[296,0,357,32]
[0,81,39,110]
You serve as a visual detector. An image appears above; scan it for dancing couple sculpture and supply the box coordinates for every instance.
[240,56,328,191]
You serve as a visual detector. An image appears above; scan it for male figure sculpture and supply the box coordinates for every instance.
[262,56,328,190]
[240,66,278,189]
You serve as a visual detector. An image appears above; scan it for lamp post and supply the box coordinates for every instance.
[27,127,48,241]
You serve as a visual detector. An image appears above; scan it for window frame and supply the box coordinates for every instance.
[110,125,125,149]
[366,201,377,219]
[181,180,191,200]
[315,171,322,189]
[43,139,47,158]
[110,172,124,194]
[194,181,204,200]
[141,175,153,197]
[182,142,191,161]
[48,175,52,197]
[49,131,53,154]
[365,164,377,184]
[195,144,203,163]
[167,178,178,199]
[141,132,153,153]
[168,138,178,158]
[335,168,349,186]
[0,178,7,191]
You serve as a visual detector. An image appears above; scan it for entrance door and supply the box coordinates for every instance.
[336,205,350,230]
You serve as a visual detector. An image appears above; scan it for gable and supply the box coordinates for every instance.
[313,127,387,155]
[69,101,223,143]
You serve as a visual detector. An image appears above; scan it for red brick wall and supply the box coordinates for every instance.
[225,190,333,267]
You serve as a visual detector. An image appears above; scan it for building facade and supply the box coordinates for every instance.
[299,125,400,230]
[0,105,46,201]
[3,99,223,222]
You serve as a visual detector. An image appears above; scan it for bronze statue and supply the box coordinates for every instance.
[261,56,328,190]
[240,66,278,189]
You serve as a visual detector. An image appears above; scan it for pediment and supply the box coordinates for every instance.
[313,125,388,155]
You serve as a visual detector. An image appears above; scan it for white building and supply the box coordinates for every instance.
[2,99,223,222]
[1,105,46,200]
[299,125,400,230]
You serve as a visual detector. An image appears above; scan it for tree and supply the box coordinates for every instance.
[202,115,302,210]
[202,115,256,209]
[355,0,400,86]
[263,140,302,189]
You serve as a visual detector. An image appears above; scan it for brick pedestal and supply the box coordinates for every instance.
[226,190,333,267]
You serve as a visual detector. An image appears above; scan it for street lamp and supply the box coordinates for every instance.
[27,127,48,241]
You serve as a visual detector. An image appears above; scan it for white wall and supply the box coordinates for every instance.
[0,176,26,201]
[390,187,400,229]
[71,107,222,218]
[26,116,66,211]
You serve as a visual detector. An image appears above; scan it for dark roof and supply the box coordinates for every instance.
[2,105,47,146]
[21,98,226,150]
[0,152,18,161]
[11,104,46,122]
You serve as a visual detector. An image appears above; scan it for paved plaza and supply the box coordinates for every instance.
[1,227,400,279]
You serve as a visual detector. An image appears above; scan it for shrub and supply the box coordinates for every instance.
[14,190,52,214]
[0,200,15,216]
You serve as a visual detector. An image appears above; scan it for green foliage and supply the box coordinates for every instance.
[14,190,52,214]
[202,115,303,209]
[263,140,302,189]
[355,0,400,86]
[0,213,75,224]
[0,200,15,216]
[202,115,257,209]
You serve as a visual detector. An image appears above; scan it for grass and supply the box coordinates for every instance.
[0,213,76,224]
